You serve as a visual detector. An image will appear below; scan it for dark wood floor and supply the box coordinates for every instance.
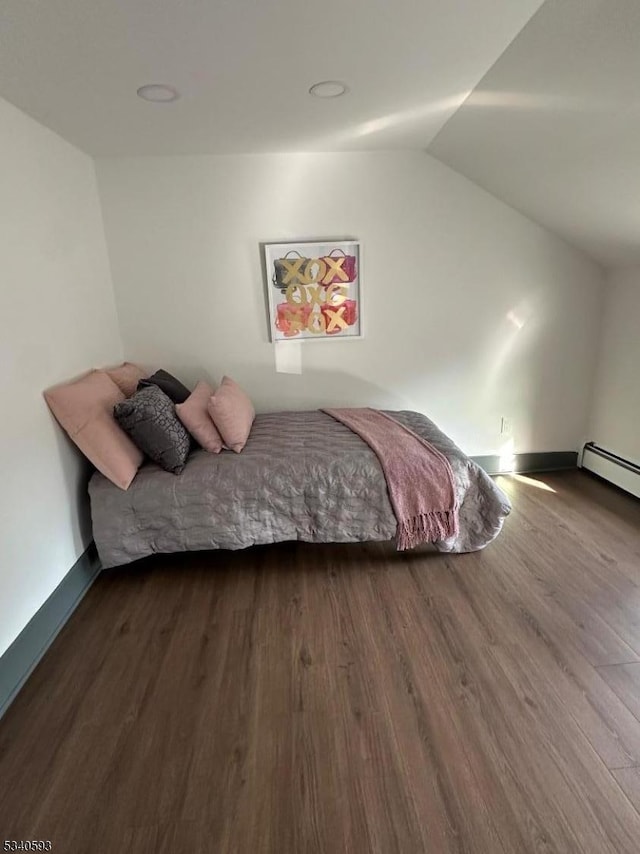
[2,471,640,853]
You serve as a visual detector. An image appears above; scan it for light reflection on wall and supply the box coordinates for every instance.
[498,437,516,473]
[480,300,538,461]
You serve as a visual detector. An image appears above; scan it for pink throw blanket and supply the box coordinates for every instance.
[323,408,459,550]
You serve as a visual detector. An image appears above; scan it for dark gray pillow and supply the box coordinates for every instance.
[114,385,190,474]
[138,369,191,404]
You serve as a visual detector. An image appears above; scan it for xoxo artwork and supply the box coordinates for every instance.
[264,241,362,341]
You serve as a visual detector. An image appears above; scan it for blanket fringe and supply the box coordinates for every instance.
[396,509,459,551]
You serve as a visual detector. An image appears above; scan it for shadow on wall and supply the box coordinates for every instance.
[49,412,94,553]
[125,342,573,458]
[177,361,408,415]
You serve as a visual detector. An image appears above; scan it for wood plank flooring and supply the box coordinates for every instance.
[1,470,640,853]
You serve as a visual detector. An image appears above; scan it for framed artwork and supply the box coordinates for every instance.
[264,240,362,342]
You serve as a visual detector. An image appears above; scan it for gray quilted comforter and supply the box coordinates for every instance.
[89,410,511,568]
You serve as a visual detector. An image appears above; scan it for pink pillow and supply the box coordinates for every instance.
[175,381,224,453]
[103,362,147,397]
[44,370,143,490]
[207,376,255,453]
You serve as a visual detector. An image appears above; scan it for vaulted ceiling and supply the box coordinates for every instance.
[0,0,543,155]
[2,0,639,266]
[429,0,640,267]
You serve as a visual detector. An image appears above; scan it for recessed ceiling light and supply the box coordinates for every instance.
[136,84,180,103]
[309,81,349,98]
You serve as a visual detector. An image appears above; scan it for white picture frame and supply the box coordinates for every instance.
[264,240,362,342]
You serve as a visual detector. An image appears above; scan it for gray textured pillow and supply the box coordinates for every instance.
[114,385,190,474]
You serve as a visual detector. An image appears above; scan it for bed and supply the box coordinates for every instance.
[89,409,511,568]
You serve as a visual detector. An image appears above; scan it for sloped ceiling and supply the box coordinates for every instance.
[0,0,542,155]
[429,0,640,267]
[2,0,639,266]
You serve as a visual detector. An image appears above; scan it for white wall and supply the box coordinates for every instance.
[589,266,640,466]
[97,151,604,458]
[0,97,122,656]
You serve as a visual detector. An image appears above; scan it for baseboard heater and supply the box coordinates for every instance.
[581,442,640,500]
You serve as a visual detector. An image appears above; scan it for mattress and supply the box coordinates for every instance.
[89,409,511,568]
